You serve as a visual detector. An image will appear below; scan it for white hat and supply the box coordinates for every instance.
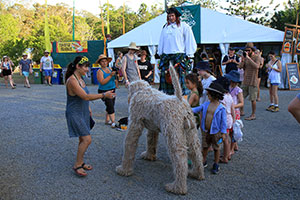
[128,42,139,50]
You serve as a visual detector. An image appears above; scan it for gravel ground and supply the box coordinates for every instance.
[0,83,299,200]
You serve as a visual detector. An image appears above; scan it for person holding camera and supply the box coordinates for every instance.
[238,43,260,120]
[96,54,118,128]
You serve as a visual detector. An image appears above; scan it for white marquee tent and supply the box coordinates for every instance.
[107,6,286,85]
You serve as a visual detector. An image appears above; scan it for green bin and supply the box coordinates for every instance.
[33,67,42,84]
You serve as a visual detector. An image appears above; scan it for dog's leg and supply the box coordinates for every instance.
[116,120,144,176]
[141,130,159,161]
[187,128,205,180]
[164,127,188,195]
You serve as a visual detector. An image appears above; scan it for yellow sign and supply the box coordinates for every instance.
[56,41,88,53]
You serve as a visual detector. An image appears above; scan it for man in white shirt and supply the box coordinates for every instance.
[158,7,197,95]
[40,50,54,86]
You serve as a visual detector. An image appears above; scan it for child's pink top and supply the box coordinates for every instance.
[229,86,242,111]
[221,93,234,129]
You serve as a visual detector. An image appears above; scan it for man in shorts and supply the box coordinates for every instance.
[19,53,32,88]
[40,50,54,86]
[238,43,260,120]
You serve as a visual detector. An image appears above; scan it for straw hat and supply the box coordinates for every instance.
[128,42,139,50]
[44,50,50,53]
[22,53,28,56]
[96,54,112,64]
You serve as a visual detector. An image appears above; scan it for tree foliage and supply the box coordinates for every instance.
[222,0,277,20]
[270,0,299,31]
[0,1,163,63]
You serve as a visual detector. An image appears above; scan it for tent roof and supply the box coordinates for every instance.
[108,6,284,49]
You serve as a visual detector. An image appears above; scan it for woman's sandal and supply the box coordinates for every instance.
[73,166,87,177]
[82,163,93,170]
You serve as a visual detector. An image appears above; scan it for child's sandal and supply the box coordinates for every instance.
[73,166,87,177]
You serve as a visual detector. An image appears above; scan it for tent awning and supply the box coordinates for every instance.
[107,5,284,49]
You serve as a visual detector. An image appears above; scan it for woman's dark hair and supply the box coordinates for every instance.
[185,73,203,97]
[65,56,89,81]
[268,51,276,56]
[167,15,180,26]
[207,90,224,101]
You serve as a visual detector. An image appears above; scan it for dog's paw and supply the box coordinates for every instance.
[188,170,205,180]
[140,151,156,161]
[116,165,133,176]
[165,182,187,195]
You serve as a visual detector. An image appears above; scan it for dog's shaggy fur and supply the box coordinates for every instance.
[116,65,205,195]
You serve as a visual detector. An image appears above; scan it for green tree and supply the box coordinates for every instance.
[270,0,299,31]
[222,0,271,20]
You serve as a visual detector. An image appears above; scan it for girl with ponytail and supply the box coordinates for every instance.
[65,56,115,177]
[185,73,203,128]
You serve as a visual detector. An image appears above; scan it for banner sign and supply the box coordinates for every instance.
[286,63,300,90]
[294,29,300,55]
[281,28,294,54]
[56,41,88,53]
[176,5,201,44]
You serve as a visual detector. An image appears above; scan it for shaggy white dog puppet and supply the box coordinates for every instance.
[116,64,205,195]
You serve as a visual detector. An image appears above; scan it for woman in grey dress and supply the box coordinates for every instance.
[122,42,141,87]
[65,56,115,177]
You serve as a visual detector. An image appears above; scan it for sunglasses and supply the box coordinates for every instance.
[245,49,251,52]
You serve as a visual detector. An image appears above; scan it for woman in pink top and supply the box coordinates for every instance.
[215,77,235,163]
[225,70,244,154]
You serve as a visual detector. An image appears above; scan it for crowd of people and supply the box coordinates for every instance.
[1,7,299,179]
[0,50,55,88]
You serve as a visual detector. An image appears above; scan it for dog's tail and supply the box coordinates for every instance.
[169,62,183,101]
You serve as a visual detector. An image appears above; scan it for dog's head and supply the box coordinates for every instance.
[128,80,150,103]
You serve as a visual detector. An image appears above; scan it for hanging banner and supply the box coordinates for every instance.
[294,29,300,55]
[176,5,201,44]
[281,27,294,54]
[56,41,88,53]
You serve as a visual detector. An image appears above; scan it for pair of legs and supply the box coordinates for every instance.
[23,74,30,88]
[220,131,230,163]
[4,75,15,89]
[105,112,115,124]
[229,130,238,156]
[116,121,204,194]
[74,135,92,176]
[98,89,116,126]
[202,148,220,165]
[269,84,279,106]
[202,132,221,164]
[241,85,257,120]
[45,75,52,85]
[257,77,261,101]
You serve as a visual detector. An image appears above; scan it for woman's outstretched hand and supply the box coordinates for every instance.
[104,90,116,99]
